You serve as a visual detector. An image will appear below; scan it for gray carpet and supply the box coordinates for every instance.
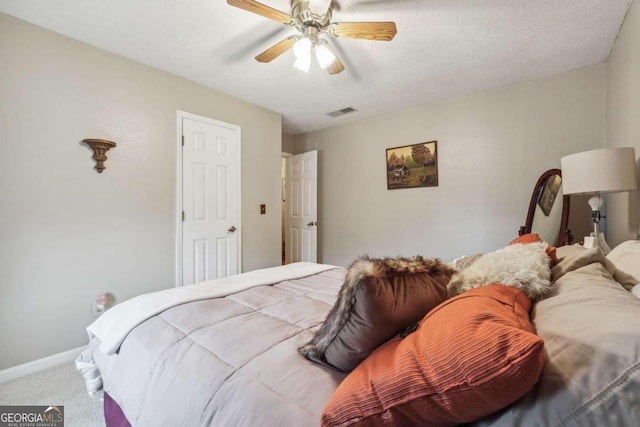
[0,362,105,427]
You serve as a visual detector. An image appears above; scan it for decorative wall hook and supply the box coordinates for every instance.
[83,139,116,173]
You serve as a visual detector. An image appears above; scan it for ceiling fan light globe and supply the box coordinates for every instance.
[294,55,311,72]
[315,43,336,69]
[293,37,313,59]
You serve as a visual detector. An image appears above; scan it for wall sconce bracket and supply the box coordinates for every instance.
[83,139,116,173]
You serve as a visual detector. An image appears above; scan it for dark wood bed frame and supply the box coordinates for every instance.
[519,168,573,246]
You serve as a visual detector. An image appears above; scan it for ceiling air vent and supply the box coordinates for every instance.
[327,107,357,118]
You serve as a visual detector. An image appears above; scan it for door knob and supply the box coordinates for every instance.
[307,221,317,226]
[228,226,237,233]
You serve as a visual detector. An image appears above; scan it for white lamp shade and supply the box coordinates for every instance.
[560,147,638,195]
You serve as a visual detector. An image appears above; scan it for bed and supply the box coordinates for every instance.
[76,171,640,426]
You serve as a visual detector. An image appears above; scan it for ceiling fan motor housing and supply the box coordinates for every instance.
[292,0,332,29]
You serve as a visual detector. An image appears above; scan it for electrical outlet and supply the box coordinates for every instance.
[260,204,266,214]
[92,300,105,317]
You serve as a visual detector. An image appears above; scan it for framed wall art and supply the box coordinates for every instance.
[537,173,562,216]
[386,141,438,190]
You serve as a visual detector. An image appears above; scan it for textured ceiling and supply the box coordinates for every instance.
[0,0,633,134]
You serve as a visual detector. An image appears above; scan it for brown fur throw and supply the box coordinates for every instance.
[299,255,455,371]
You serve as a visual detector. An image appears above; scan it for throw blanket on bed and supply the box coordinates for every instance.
[88,262,339,355]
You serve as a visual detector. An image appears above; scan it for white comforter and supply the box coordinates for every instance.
[87,262,338,355]
[77,265,349,424]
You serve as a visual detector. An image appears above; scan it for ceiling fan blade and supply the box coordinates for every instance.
[227,0,293,25]
[328,21,397,41]
[327,56,345,75]
[255,36,297,63]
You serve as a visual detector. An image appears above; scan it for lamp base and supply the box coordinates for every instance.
[583,233,611,254]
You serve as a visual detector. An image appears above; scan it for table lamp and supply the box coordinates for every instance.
[560,147,638,253]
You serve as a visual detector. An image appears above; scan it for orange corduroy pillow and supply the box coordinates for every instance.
[321,285,545,427]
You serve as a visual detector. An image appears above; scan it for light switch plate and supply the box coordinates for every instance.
[260,204,266,214]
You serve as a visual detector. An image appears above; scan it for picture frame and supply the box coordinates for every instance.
[386,141,438,190]
[537,174,562,216]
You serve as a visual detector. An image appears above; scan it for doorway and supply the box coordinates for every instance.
[281,153,291,264]
[283,150,318,264]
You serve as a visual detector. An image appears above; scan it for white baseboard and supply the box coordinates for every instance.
[0,346,85,384]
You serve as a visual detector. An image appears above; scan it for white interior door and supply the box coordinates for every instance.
[181,115,241,285]
[286,151,318,263]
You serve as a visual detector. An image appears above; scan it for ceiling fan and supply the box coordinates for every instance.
[227,0,397,74]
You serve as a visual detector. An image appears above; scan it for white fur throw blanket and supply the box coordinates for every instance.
[448,242,552,300]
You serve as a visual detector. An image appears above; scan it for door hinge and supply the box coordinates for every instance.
[181,135,185,146]
[182,211,185,221]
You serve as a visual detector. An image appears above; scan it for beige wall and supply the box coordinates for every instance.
[282,133,295,154]
[606,0,640,246]
[294,65,605,266]
[0,13,282,369]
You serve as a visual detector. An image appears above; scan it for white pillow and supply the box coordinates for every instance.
[607,240,640,284]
